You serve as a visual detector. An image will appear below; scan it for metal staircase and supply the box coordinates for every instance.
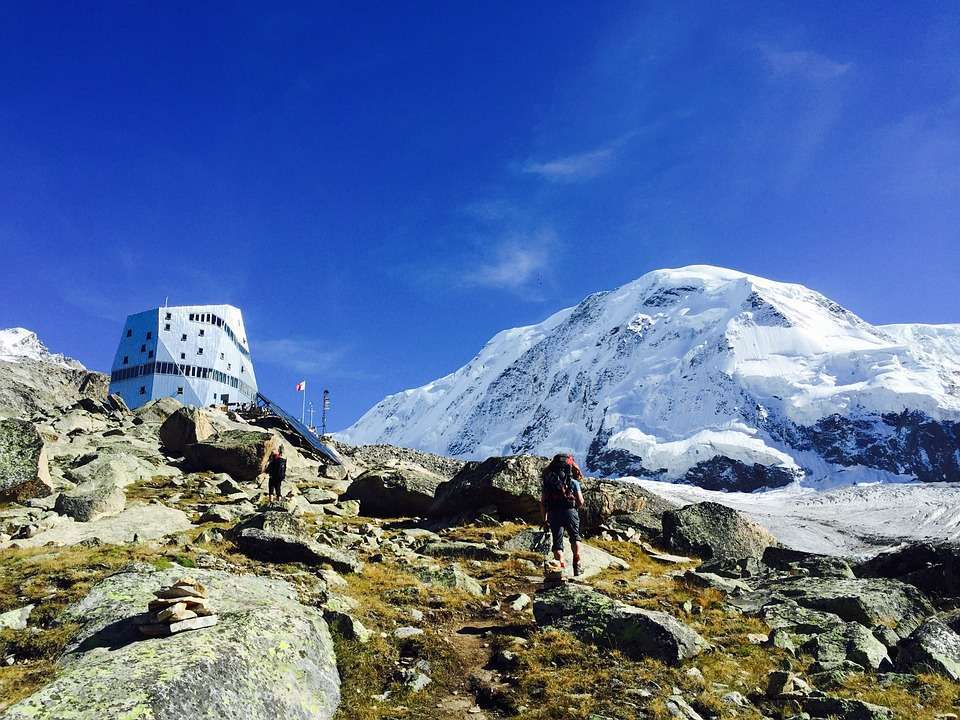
[255,392,343,465]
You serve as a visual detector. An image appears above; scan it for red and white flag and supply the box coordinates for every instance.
[295,380,306,392]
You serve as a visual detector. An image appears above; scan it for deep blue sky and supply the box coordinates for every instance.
[1,2,958,429]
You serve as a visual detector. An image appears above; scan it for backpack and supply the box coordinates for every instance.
[543,462,576,510]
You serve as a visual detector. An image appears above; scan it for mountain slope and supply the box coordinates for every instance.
[0,328,108,419]
[340,266,960,490]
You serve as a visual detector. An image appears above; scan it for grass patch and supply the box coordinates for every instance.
[829,670,960,717]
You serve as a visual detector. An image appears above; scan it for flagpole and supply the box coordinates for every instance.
[301,383,306,424]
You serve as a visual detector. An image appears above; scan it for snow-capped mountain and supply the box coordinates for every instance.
[340,266,960,490]
[0,328,86,369]
[0,328,106,419]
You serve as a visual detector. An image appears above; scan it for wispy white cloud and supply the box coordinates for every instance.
[253,337,343,375]
[521,145,618,183]
[466,230,556,290]
[760,44,852,81]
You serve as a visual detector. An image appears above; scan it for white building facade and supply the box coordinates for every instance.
[109,304,258,409]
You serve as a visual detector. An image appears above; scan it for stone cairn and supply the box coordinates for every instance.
[138,577,218,637]
[543,559,565,585]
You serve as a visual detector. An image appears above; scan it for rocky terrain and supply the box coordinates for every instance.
[0,329,108,420]
[341,266,960,491]
[1,379,960,719]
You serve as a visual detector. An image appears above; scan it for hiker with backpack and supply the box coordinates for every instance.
[266,446,287,501]
[540,453,586,577]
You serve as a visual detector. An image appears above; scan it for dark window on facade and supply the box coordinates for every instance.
[164,323,170,331]
[123,356,129,365]
[197,348,203,355]
[148,350,154,358]
[189,313,195,321]
[180,352,185,360]
[140,344,146,352]
[199,329,205,336]
[139,386,146,395]
[126,329,132,337]
[181,334,187,341]
[146,331,152,339]
[177,387,183,395]
[220,352,224,359]
[165,312,171,320]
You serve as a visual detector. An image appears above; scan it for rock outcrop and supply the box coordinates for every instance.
[0,418,52,502]
[775,576,934,641]
[183,430,279,482]
[897,618,960,680]
[533,584,707,664]
[1,564,340,720]
[159,406,214,454]
[235,528,362,573]
[430,454,671,533]
[341,461,444,517]
[54,481,126,522]
[662,502,777,561]
[856,542,960,599]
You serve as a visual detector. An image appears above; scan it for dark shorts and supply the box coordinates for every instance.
[547,508,580,552]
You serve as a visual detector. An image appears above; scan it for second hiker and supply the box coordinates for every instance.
[540,452,586,577]
[266,446,287,502]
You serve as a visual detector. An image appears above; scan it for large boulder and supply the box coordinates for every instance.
[533,584,707,664]
[774,576,934,641]
[661,502,777,561]
[896,618,960,680]
[0,418,53,502]
[341,461,443,517]
[503,528,630,579]
[430,455,547,521]
[133,396,183,424]
[856,542,960,599]
[799,622,892,670]
[15,504,191,548]
[183,430,279,482]
[0,564,340,720]
[64,453,156,489]
[430,454,670,533]
[54,482,126,522]
[798,697,893,720]
[235,528,362,573]
[159,406,215,454]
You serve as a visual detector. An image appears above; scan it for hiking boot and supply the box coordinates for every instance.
[572,562,582,577]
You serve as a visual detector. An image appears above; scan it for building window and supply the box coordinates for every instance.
[197,348,203,355]
[146,331,152,339]
[164,323,170,331]
[240,366,244,373]
[189,313,195,321]
[148,350,154,358]
[123,356,129,365]
[139,386,146,395]
[126,329,132,337]
[177,386,183,395]
[227,363,231,370]
[140,344,146,352]
[181,333,187,341]
[165,312,171,320]
[199,329,205,337]
[220,352,224,359]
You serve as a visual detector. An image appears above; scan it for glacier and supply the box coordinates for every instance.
[340,265,960,490]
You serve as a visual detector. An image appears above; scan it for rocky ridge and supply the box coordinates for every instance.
[0,387,959,718]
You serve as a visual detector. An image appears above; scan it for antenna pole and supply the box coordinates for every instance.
[321,389,330,437]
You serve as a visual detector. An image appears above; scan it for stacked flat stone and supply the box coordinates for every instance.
[543,559,565,584]
[138,576,218,636]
